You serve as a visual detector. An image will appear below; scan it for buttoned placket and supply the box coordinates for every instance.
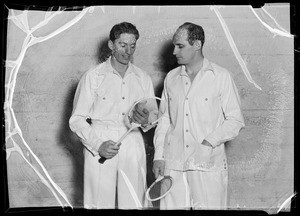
[120,79,127,119]
[182,67,206,161]
[182,75,194,156]
[113,70,129,122]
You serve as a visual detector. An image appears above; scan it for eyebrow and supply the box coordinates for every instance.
[118,42,136,45]
[173,42,184,45]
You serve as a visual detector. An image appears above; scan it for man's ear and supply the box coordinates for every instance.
[194,40,202,51]
[108,40,114,51]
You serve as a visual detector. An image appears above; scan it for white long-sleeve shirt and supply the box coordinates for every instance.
[154,58,245,171]
[69,57,155,156]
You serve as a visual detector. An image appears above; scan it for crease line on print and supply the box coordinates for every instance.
[261,6,290,34]
[100,6,105,13]
[249,6,293,38]
[210,6,262,91]
[119,169,143,209]
[6,139,65,207]
[5,6,94,208]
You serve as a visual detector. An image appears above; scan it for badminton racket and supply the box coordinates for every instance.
[146,175,173,202]
[98,96,165,164]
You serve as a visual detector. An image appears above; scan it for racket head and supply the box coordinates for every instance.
[128,97,166,128]
[146,175,173,202]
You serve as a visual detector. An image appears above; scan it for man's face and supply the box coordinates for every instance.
[172,29,198,65]
[109,33,137,65]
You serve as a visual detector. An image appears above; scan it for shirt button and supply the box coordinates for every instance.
[186,113,189,116]
[186,145,189,148]
[185,82,189,85]
[186,129,189,132]
[103,97,106,100]
[122,112,125,116]
[122,97,125,100]
[205,98,208,101]
[123,81,125,84]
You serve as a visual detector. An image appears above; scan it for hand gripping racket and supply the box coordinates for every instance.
[146,175,173,202]
[98,97,165,164]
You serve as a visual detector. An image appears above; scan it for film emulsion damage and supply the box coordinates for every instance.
[3,5,294,212]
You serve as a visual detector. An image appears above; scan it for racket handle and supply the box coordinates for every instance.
[115,127,134,146]
[98,156,107,164]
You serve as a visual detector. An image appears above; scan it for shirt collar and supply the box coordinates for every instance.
[98,56,141,78]
[179,58,215,76]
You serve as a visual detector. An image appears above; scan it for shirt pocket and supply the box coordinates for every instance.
[194,91,221,131]
[93,88,118,117]
[198,88,220,110]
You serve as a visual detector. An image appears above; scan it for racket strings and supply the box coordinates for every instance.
[148,177,173,201]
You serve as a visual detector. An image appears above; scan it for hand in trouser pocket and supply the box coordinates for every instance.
[190,143,213,168]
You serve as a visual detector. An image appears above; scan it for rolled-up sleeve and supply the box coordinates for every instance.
[205,71,245,147]
[69,72,103,156]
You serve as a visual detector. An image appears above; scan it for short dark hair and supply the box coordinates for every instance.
[176,22,205,46]
[109,22,139,41]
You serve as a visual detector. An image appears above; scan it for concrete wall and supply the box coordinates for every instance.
[4,5,294,212]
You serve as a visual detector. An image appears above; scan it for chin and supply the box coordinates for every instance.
[116,58,129,65]
[121,60,130,65]
[177,59,184,65]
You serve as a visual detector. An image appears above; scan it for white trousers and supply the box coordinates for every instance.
[83,125,147,209]
[160,169,228,210]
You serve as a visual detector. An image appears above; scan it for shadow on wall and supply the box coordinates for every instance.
[97,37,111,63]
[153,40,178,97]
[58,83,84,207]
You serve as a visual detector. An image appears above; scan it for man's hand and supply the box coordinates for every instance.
[152,160,165,179]
[98,140,120,159]
[131,102,149,126]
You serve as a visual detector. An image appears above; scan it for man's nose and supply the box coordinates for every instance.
[173,47,178,55]
[125,46,133,55]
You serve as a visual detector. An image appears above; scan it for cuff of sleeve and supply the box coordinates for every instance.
[90,139,103,157]
[204,135,219,148]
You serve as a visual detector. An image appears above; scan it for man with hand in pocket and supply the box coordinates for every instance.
[153,22,245,210]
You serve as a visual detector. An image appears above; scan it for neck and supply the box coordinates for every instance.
[110,56,129,77]
[185,56,204,75]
